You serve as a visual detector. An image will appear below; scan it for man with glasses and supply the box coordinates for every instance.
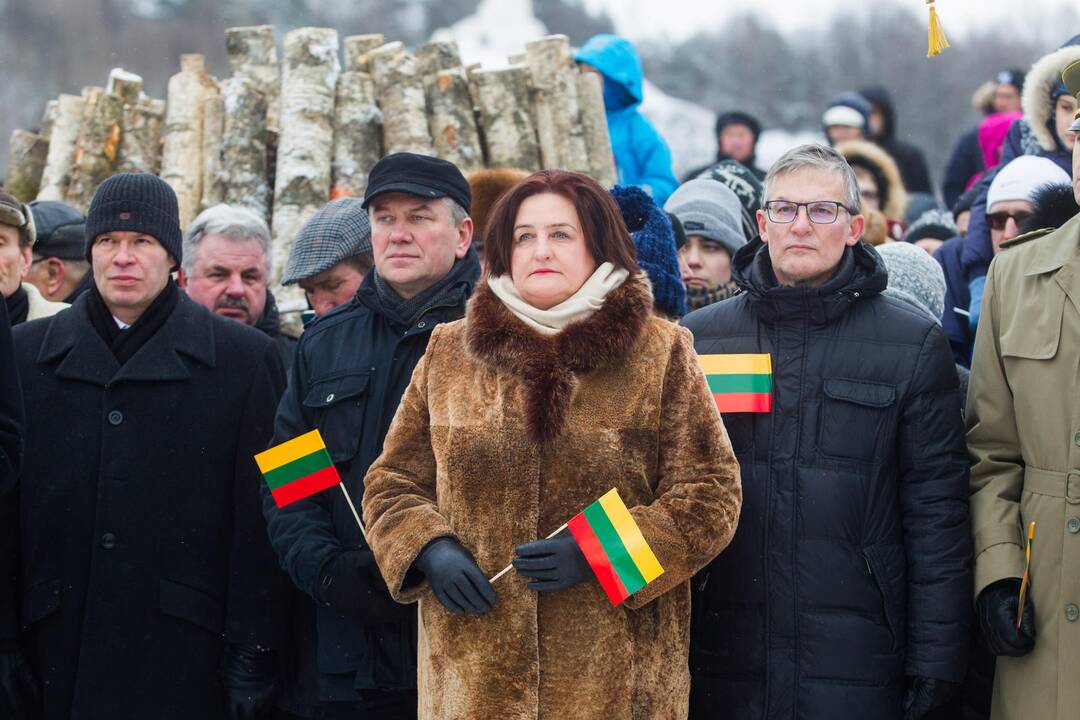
[683,144,972,719]
[983,156,1070,255]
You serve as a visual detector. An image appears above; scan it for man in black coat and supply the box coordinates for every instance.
[0,173,288,720]
[684,144,971,720]
[264,153,479,720]
[179,203,298,371]
[860,85,935,196]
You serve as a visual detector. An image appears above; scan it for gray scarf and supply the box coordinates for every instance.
[372,247,480,326]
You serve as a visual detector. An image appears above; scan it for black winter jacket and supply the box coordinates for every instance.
[0,301,21,495]
[263,259,477,703]
[2,293,289,720]
[683,240,971,720]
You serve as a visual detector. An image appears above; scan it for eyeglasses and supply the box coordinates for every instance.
[764,200,853,224]
[987,210,1032,231]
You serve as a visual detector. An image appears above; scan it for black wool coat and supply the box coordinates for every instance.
[0,292,289,720]
[683,241,972,720]
[0,300,22,495]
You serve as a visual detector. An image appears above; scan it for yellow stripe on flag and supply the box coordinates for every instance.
[697,353,771,376]
[597,489,664,583]
[255,429,326,474]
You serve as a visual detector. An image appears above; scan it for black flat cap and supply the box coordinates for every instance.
[362,152,472,213]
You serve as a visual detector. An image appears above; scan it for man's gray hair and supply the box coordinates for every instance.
[182,204,272,274]
[763,144,862,215]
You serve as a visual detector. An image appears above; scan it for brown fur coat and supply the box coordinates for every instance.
[362,273,742,719]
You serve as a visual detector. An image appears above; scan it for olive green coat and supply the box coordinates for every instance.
[967,213,1080,720]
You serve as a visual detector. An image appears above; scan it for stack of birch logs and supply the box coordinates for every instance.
[4,27,616,318]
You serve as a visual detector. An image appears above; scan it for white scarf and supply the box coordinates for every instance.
[487,262,630,336]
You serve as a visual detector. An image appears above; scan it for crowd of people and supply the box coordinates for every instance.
[0,28,1078,720]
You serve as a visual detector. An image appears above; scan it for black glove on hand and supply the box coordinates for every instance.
[414,537,496,616]
[318,549,405,624]
[512,534,592,591]
[903,676,959,719]
[977,578,1035,657]
[0,649,40,720]
[223,643,276,720]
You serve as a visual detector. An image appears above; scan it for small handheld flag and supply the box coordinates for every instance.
[1017,521,1035,630]
[256,429,343,508]
[698,353,772,413]
[567,488,664,606]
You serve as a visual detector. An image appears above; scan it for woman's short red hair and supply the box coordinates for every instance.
[482,170,637,277]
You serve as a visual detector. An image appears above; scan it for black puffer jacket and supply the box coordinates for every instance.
[683,240,971,719]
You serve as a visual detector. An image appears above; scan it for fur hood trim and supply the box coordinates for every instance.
[836,139,909,221]
[465,271,654,444]
[1022,45,1080,151]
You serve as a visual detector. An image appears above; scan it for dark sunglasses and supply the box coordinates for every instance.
[987,210,1033,231]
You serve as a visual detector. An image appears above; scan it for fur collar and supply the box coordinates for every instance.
[465,271,653,444]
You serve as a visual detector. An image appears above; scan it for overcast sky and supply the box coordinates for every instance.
[581,0,1080,43]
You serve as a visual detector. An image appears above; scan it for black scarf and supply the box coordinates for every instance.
[64,270,95,304]
[372,247,480,327]
[4,285,28,326]
[87,280,180,365]
[254,289,281,339]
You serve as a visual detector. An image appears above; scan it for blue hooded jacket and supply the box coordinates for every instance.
[575,34,678,207]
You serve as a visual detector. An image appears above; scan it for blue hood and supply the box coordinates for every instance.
[575,34,644,111]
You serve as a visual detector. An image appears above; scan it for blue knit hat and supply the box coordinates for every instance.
[610,185,687,318]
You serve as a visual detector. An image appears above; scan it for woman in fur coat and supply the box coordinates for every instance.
[362,169,742,719]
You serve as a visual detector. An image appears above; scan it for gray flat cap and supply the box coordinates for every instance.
[281,198,372,285]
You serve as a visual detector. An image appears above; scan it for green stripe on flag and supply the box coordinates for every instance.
[706,373,772,394]
[263,448,333,490]
[583,502,647,595]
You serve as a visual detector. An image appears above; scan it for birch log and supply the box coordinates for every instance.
[66,89,124,212]
[161,55,218,228]
[201,88,226,210]
[331,71,382,199]
[369,43,434,155]
[427,69,484,171]
[416,41,462,78]
[525,35,589,172]
[107,68,143,105]
[576,71,618,188]
[225,25,280,131]
[343,34,385,73]
[5,131,48,202]
[39,101,60,142]
[36,94,85,201]
[272,27,339,304]
[220,77,271,219]
[473,66,540,172]
[117,98,165,175]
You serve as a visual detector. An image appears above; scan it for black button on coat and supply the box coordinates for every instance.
[682,240,972,719]
[0,292,289,720]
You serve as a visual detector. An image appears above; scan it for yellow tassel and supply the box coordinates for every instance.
[927,0,950,57]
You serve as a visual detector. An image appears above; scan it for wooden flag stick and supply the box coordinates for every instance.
[338,481,368,544]
[489,522,569,583]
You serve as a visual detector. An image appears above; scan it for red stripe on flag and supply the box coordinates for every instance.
[713,392,772,413]
[568,512,630,605]
[271,466,341,508]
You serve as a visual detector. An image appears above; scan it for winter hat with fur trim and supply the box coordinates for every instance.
[0,190,35,247]
[85,173,182,268]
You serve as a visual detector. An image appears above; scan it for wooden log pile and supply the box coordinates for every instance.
[5,28,617,317]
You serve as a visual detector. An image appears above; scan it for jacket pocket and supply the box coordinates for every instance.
[303,371,370,463]
[863,545,904,653]
[159,578,225,636]
[20,578,62,630]
[818,378,896,463]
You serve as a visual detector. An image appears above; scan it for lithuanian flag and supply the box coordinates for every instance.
[698,353,772,413]
[567,488,664,606]
[255,429,341,508]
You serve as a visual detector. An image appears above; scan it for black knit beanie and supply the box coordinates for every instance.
[85,173,182,269]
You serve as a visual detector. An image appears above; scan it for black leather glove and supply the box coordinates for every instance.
[414,537,496,616]
[976,578,1035,657]
[223,643,276,720]
[0,649,40,720]
[903,676,959,719]
[512,533,592,591]
[317,549,405,624]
